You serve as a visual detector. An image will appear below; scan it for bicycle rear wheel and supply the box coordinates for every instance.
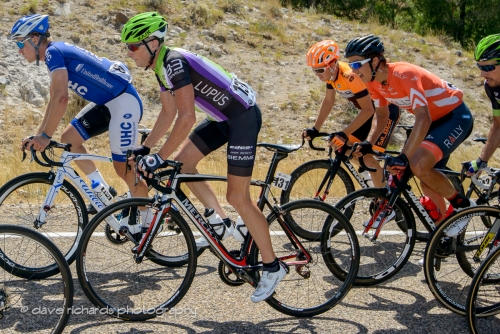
[0,225,73,334]
[76,198,196,321]
[424,206,499,315]
[467,245,500,334]
[280,160,355,206]
[248,200,359,317]
[334,188,416,285]
[0,172,87,278]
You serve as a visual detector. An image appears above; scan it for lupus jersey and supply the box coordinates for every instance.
[485,82,500,116]
[326,61,369,109]
[366,62,463,120]
[44,42,133,105]
[153,46,256,122]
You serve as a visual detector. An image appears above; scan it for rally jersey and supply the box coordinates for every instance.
[485,82,500,116]
[44,42,133,105]
[366,62,463,121]
[326,61,369,110]
[153,46,256,122]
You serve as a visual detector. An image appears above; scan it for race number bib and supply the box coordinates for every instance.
[109,61,132,83]
[272,172,291,190]
[230,74,256,106]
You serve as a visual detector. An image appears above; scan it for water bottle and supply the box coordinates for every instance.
[419,196,442,222]
[359,168,374,187]
[91,180,113,206]
[232,216,248,242]
[203,208,233,240]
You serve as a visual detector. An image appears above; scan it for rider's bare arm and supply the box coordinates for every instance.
[313,88,336,131]
[342,94,375,137]
[155,84,196,160]
[39,69,69,137]
[401,105,432,158]
[480,115,500,161]
[365,105,389,145]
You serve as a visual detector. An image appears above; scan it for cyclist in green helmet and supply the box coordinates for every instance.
[122,12,288,303]
[465,33,500,176]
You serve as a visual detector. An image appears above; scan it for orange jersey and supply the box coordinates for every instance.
[366,62,463,121]
[326,61,369,109]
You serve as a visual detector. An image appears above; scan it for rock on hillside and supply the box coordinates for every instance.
[0,0,493,151]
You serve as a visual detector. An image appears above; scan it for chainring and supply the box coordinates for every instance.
[218,250,245,286]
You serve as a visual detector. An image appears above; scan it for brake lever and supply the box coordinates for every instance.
[29,146,36,163]
[125,149,133,176]
[134,155,143,186]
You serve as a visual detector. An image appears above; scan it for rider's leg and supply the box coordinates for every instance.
[61,125,100,175]
[363,154,384,187]
[112,161,148,197]
[173,139,229,219]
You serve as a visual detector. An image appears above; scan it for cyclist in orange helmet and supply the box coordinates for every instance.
[303,40,400,187]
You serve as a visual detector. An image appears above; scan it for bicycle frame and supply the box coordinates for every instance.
[135,146,315,283]
[35,151,114,228]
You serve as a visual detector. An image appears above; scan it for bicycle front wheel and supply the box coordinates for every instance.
[467,245,500,334]
[76,198,196,321]
[248,200,359,317]
[0,172,87,278]
[280,160,355,206]
[424,205,498,315]
[334,188,416,285]
[0,225,73,334]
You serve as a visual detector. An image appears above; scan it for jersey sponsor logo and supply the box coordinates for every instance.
[165,59,185,79]
[337,90,355,99]
[68,80,88,96]
[393,71,407,80]
[120,122,133,146]
[410,88,427,109]
[228,145,254,161]
[81,118,90,128]
[376,119,393,146]
[194,81,230,106]
[443,125,464,148]
[384,96,411,108]
[78,66,114,89]
[123,113,132,119]
[65,43,103,63]
[45,49,52,63]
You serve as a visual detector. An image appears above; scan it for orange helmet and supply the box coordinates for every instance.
[306,40,340,68]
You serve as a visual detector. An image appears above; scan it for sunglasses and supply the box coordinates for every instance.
[348,58,372,70]
[126,41,145,52]
[16,36,32,49]
[312,67,327,74]
[476,62,500,72]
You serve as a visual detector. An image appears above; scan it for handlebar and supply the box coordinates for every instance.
[22,137,72,167]
[302,132,330,151]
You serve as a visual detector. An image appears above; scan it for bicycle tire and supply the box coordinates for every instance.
[334,188,416,285]
[466,245,500,334]
[247,200,359,317]
[0,224,73,334]
[280,159,356,206]
[424,206,500,315]
[76,197,197,321]
[0,172,87,278]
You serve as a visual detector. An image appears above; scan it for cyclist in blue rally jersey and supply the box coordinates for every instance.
[122,12,287,302]
[10,14,149,214]
[466,34,500,177]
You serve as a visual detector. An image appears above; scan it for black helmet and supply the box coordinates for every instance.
[345,34,384,58]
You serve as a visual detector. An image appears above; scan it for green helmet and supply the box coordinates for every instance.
[474,33,500,61]
[121,12,168,43]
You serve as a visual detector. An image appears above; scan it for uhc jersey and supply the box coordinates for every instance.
[326,61,369,110]
[44,42,133,105]
[153,46,256,122]
[366,62,463,121]
[485,82,500,116]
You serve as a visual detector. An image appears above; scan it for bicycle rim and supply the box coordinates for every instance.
[0,225,73,334]
[280,160,355,207]
[0,173,87,278]
[424,206,499,315]
[249,200,359,317]
[76,198,196,321]
[335,188,415,285]
[467,246,500,334]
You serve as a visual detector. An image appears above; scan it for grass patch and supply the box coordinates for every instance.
[188,3,223,28]
[19,0,38,14]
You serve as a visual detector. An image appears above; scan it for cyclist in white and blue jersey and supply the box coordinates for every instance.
[122,12,288,302]
[11,14,149,209]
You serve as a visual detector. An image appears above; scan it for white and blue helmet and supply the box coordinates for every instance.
[10,14,50,40]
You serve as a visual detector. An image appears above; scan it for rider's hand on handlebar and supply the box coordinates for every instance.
[353,140,373,158]
[138,153,164,179]
[21,135,50,152]
[386,153,409,175]
[465,157,487,177]
[327,131,348,150]
[302,126,319,141]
